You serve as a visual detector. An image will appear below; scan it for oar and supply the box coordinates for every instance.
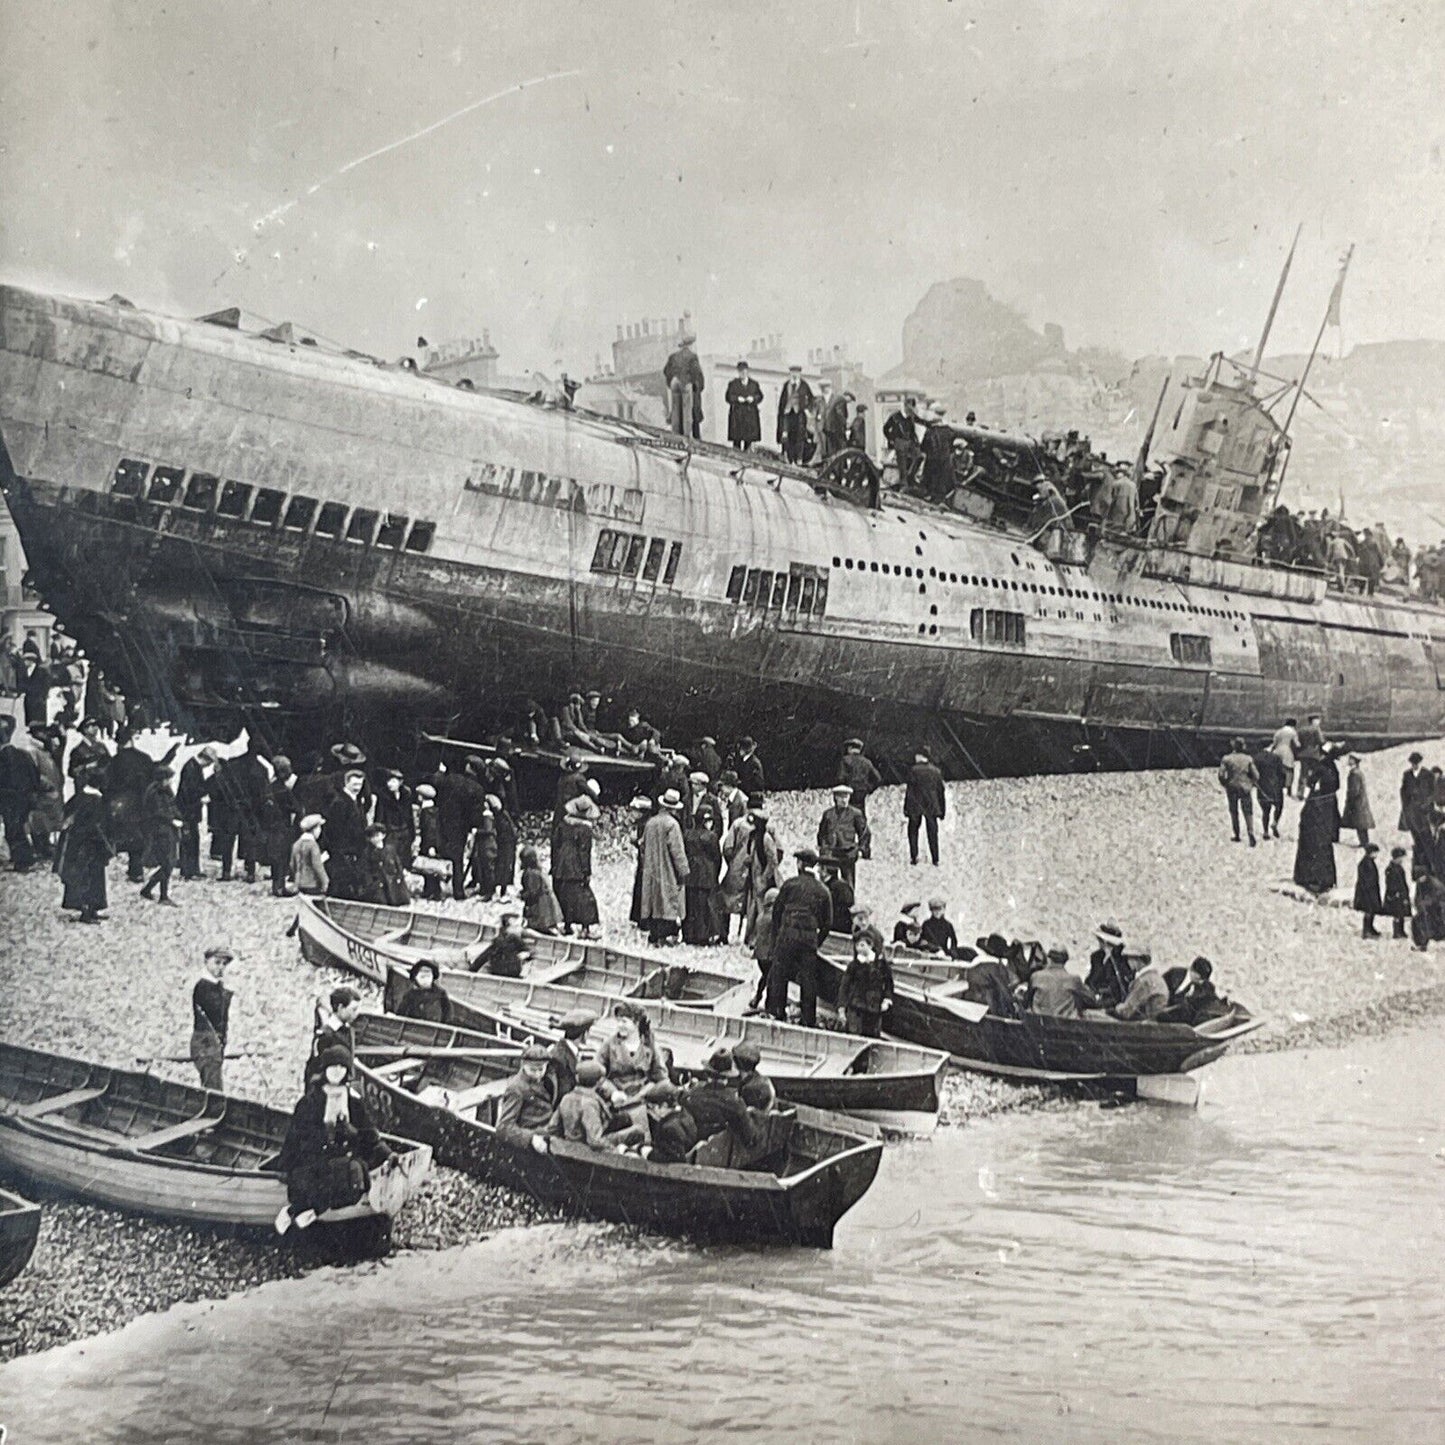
[135,1048,271,1065]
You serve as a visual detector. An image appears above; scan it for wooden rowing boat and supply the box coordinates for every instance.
[351,1030,884,1248]
[370,965,947,1136]
[811,948,1262,1084]
[370,991,945,1136]
[0,1186,41,1289]
[0,1041,433,1230]
[298,896,751,1011]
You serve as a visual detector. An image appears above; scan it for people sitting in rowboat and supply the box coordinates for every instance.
[305,987,363,1084]
[680,1049,764,1154]
[274,1046,393,1234]
[893,902,926,950]
[395,959,454,1026]
[596,1005,669,1137]
[545,1008,599,1105]
[1025,946,1101,1019]
[1110,947,1169,1021]
[839,934,895,1038]
[642,1081,699,1163]
[469,912,532,977]
[962,937,1023,1018]
[1086,921,1133,1008]
[550,1060,649,1152]
[496,1043,558,1153]
[1160,957,1235,1026]
[1007,939,1046,988]
[919,898,960,957]
[731,1039,777,1112]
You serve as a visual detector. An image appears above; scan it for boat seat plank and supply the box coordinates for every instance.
[370,1058,426,1079]
[374,926,412,947]
[126,1113,219,1152]
[11,1085,108,1119]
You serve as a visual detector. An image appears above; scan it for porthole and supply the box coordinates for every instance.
[833,556,841,568]
[845,558,854,570]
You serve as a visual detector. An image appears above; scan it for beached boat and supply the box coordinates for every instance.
[0,1186,41,1288]
[370,966,946,1136]
[0,1041,432,1230]
[297,896,750,1011]
[811,950,1261,1090]
[351,1028,884,1248]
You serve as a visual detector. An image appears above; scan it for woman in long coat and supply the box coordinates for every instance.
[627,796,655,928]
[682,817,723,945]
[58,771,111,922]
[639,795,689,945]
[1293,748,1342,895]
[552,796,601,937]
[1340,755,1375,847]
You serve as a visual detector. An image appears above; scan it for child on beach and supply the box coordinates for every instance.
[519,844,563,935]
[1382,847,1412,940]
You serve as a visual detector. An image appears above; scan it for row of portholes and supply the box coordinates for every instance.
[831,554,1245,620]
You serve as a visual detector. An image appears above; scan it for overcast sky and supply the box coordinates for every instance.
[2,1,1441,376]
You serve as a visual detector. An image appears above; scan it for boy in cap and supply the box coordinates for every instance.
[290,813,329,896]
[190,944,234,1090]
[850,902,885,957]
[551,1060,647,1151]
[731,1039,776,1112]
[1383,846,1412,939]
[496,1043,558,1150]
[1353,842,1384,939]
[471,911,531,977]
[839,933,894,1037]
[817,783,870,889]
[414,782,443,899]
[920,897,960,957]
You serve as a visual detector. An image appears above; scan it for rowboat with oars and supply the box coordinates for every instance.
[372,963,946,1135]
[297,896,751,1011]
[351,1018,884,1248]
[812,942,1261,1101]
[0,1186,41,1288]
[0,1040,432,1229]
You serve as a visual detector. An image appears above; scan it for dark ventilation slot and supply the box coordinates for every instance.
[182,473,219,511]
[111,459,149,497]
[314,502,347,538]
[376,513,409,548]
[346,508,379,544]
[251,488,285,526]
[216,481,252,518]
[405,520,436,553]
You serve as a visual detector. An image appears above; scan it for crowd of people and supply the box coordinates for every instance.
[1216,718,1445,949]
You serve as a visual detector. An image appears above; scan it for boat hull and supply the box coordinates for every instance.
[814,955,1255,1082]
[356,1064,882,1248]
[0,1187,41,1289]
[299,899,947,1134]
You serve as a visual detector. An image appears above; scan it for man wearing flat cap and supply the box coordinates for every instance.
[497,1043,559,1151]
[766,848,833,1027]
[725,361,763,451]
[138,759,182,905]
[545,1007,598,1106]
[663,332,705,439]
[836,737,882,817]
[817,783,870,890]
[776,365,814,464]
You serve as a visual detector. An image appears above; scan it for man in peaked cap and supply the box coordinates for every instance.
[836,737,883,817]
[776,364,814,464]
[817,782,870,890]
[496,1042,558,1150]
[544,1006,599,1106]
[766,847,833,1027]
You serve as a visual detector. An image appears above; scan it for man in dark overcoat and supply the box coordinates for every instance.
[766,848,833,1028]
[724,361,763,450]
[836,737,882,816]
[175,745,215,880]
[776,366,814,464]
[1399,752,1434,852]
[903,749,946,866]
[663,335,705,439]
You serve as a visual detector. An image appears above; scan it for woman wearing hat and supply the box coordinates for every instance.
[519,844,564,935]
[627,795,655,930]
[682,805,724,946]
[56,763,111,924]
[138,759,182,905]
[190,944,234,1090]
[1085,922,1132,1007]
[595,1004,668,1135]
[552,794,602,938]
[275,1045,392,1233]
[1294,742,1343,895]
[721,796,780,949]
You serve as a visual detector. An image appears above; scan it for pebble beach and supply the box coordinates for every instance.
[1,735,1442,1360]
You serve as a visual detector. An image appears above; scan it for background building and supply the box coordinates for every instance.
[0,514,51,655]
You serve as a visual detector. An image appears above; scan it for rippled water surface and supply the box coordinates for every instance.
[4,1028,1443,1444]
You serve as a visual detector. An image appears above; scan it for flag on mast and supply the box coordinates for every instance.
[1325,244,1354,328]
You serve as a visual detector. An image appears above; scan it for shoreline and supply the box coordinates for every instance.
[3,737,1444,1360]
